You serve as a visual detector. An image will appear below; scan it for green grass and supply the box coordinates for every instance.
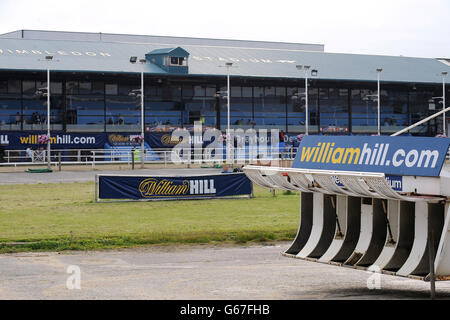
[0,182,300,253]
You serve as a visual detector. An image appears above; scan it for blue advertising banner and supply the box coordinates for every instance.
[293,136,450,177]
[98,173,253,201]
[1,132,107,149]
[146,132,185,149]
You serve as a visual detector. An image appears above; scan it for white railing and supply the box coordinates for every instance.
[0,146,299,167]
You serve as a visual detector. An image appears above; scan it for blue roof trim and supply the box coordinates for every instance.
[148,47,189,57]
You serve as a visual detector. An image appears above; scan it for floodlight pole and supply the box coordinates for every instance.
[296,65,312,135]
[46,68,51,169]
[377,68,382,136]
[226,62,232,164]
[442,72,447,136]
[140,71,145,168]
[304,66,310,135]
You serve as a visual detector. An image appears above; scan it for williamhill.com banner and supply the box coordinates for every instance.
[293,136,450,177]
[98,173,252,201]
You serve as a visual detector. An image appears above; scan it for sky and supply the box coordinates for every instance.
[0,0,448,59]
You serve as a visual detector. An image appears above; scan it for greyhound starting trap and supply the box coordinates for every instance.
[243,135,450,295]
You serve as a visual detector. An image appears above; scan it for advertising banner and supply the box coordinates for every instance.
[2,132,107,149]
[98,173,253,201]
[293,135,450,177]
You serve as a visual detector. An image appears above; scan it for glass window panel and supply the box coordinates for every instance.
[145,101,182,128]
[265,87,275,97]
[22,81,36,94]
[319,88,348,132]
[0,94,21,127]
[0,80,7,93]
[8,80,21,94]
[66,81,79,94]
[242,87,252,98]
[79,82,92,94]
[145,85,161,99]
[105,84,118,95]
[205,86,216,98]
[66,95,104,125]
[22,96,48,126]
[92,81,104,95]
[351,88,378,132]
[409,90,435,133]
[194,86,205,97]
[182,85,194,98]
[231,87,241,97]
[254,87,263,98]
[172,86,182,97]
[118,82,137,96]
[51,82,62,95]
[275,87,286,96]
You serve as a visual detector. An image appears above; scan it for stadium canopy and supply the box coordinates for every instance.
[0,30,449,84]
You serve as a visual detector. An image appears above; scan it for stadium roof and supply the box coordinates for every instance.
[0,30,448,84]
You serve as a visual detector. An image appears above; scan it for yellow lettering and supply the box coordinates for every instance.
[312,144,321,162]
[342,148,361,164]
[300,147,315,162]
[332,148,344,164]
[327,143,335,163]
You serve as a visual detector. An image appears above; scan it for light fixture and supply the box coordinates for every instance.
[45,55,53,61]
[311,69,318,76]
[130,56,137,63]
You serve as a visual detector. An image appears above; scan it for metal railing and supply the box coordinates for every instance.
[0,146,299,167]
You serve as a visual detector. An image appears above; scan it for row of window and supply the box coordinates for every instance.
[0,80,447,134]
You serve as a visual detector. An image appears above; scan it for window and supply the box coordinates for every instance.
[287,87,319,132]
[79,82,92,94]
[145,101,182,128]
[8,80,21,94]
[23,81,36,94]
[169,57,185,66]
[0,80,6,93]
[92,81,105,95]
[319,88,349,133]
[66,94,105,130]
[105,84,118,95]
[51,82,63,95]
[253,86,286,130]
[106,96,140,129]
[66,81,79,94]
[0,93,21,129]
[351,89,378,132]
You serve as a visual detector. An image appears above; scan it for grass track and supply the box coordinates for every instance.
[0,182,299,252]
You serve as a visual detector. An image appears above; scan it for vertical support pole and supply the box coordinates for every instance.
[305,69,309,136]
[377,69,382,136]
[47,68,51,169]
[131,150,135,170]
[226,63,232,165]
[443,72,447,136]
[428,230,436,299]
[94,174,99,203]
[141,71,145,169]
[58,151,61,171]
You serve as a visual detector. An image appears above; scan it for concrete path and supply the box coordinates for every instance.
[0,243,449,300]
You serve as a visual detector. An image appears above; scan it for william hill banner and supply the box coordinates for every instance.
[98,173,252,200]
[293,136,450,177]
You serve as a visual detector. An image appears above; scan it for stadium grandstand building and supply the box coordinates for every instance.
[0,29,449,151]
